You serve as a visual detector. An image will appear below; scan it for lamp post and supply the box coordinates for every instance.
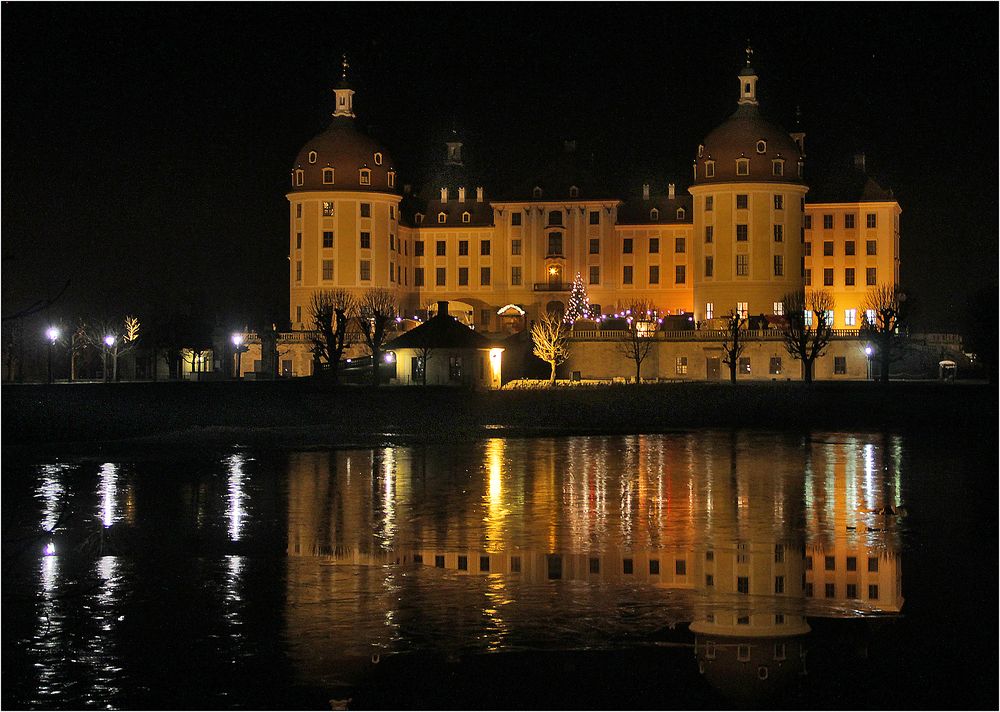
[232,333,244,379]
[865,345,873,381]
[104,335,116,383]
[45,327,60,384]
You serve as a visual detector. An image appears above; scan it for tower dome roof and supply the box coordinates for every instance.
[290,118,399,194]
[694,58,804,186]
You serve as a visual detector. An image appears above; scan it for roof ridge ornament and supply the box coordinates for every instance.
[745,40,753,67]
[332,54,356,119]
[341,53,350,81]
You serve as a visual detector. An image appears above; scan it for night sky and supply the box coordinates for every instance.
[3,4,996,331]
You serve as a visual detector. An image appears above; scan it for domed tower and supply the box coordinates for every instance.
[287,57,405,330]
[690,48,807,324]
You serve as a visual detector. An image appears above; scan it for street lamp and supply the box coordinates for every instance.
[104,335,116,383]
[865,345,873,381]
[232,333,244,379]
[45,327,60,384]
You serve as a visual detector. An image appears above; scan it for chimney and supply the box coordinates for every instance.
[440,187,448,202]
[853,152,866,173]
[642,183,650,201]
[458,187,466,203]
[668,183,676,199]
[403,183,412,195]
[476,186,484,202]
[437,300,449,317]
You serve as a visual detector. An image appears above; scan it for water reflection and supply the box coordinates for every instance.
[284,433,905,702]
[226,454,248,541]
[98,463,119,528]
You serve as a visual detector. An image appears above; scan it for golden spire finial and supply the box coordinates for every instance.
[745,40,753,66]
[341,53,350,81]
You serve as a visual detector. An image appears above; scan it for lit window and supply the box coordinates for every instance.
[824,310,834,327]
[462,211,471,224]
[773,301,784,315]
[374,152,383,166]
[308,150,317,164]
[844,309,856,326]
[739,357,750,373]
[866,309,877,325]
[323,201,335,216]
[705,302,714,319]
[359,169,371,185]
[675,356,688,375]
[736,159,749,176]
[756,140,767,154]
[804,310,813,327]
[736,302,748,318]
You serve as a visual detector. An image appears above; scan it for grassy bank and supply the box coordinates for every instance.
[2,379,994,454]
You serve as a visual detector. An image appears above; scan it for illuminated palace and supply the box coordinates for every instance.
[268,53,901,380]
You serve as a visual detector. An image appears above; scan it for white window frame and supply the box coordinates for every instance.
[705,302,714,320]
[756,140,767,154]
[437,212,447,224]
[461,211,471,224]
[650,208,659,221]
[387,171,395,188]
[569,185,579,198]
[322,168,335,185]
[845,309,857,326]
[705,160,715,178]
[308,151,317,164]
[772,159,785,176]
[773,301,784,316]
[676,207,685,219]
[294,169,304,187]
[736,158,750,176]
[737,302,749,319]
[374,152,383,166]
[359,169,371,186]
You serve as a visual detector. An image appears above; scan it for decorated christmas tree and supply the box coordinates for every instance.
[565,272,591,324]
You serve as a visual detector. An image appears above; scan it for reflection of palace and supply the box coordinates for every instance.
[283,434,905,696]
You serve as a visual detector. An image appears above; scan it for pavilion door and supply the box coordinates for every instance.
[706,357,721,380]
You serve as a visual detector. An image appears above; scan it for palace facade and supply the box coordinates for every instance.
[238,54,906,381]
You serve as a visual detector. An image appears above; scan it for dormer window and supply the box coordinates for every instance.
[736,158,750,176]
[649,208,659,221]
[308,151,318,164]
[388,171,396,188]
[533,186,542,198]
[698,144,704,158]
[415,213,424,224]
[437,212,447,224]
[704,161,715,178]
[756,140,767,154]
[294,169,304,187]
[374,152,383,166]
[772,159,785,177]
[359,169,371,185]
[676,207,686,220]
[569,185,579,198]
[461,211,471,224]
[797,161,804,178]
[322,168,335,184]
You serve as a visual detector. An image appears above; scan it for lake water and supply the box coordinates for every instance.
[2,431,994,709]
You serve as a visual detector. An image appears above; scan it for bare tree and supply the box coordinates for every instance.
[308,289,358,384]
[860,284,908,383]
[77,315,141,382]
[720,310,748,384]
[780,289,835,383]
[531,309,571,385]
[614,300,657,384]
[357,288,399,386]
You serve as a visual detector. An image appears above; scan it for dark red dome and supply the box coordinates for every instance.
[290,116,399,194]
[695,104,804,185]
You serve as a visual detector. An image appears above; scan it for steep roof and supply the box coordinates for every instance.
[386,306,497,350]
[808,162,896,203]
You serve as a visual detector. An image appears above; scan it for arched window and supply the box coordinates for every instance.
[374,152,383,166]
[676,207,686,220]
[461,211,471,224]
[294,169,304,187]
[533,186,542,198]
[772,160,785,177]
[415,213,424,225]
[736,159,750,176]
[359,169,371,185]
[548,210,562,226]
[698,144,704,158]
[756,140,767,154]
[704,161,715,178]
[322,168,335,184]
[308,151,317,164]
[387,171,396,188]
[569,185,579,198]
[437,212,447,224]
[650,208,659,221]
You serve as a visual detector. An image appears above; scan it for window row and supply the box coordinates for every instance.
[306,150,384,166]
[292,168,395,188]
[414,240,492,257]
[621,265,686,285]
[806,213,878,230]
[414,267,492,287]
[295,201,392,219]
[699,158,793,179]
[804,267,878,287]
[706,194,796,212]
[806,239,879,256]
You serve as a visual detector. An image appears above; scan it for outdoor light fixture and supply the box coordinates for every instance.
[232,333,244,347]
[865,346,873,356]
[46,326,60,343]
[104,335,116,347]
[232,333,245,379]
[44,542,55,556]
[384,352,395,363]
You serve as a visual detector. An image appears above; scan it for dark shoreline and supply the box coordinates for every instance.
[3,380,994,458]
